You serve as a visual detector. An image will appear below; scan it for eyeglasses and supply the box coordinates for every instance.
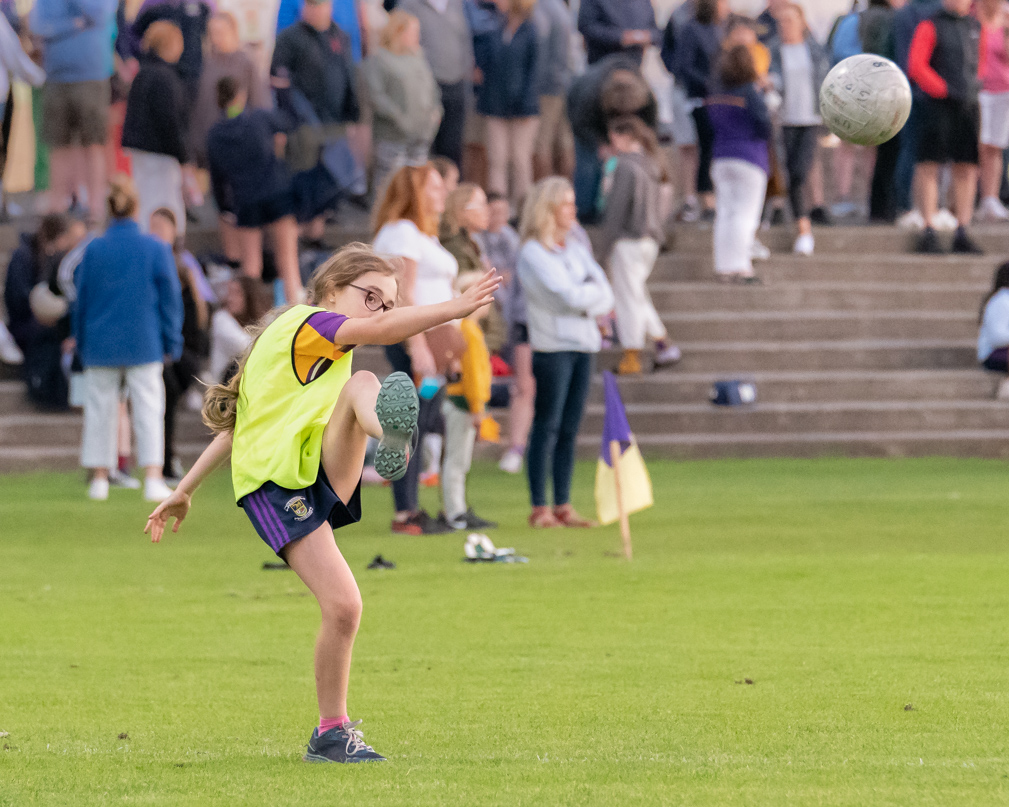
[349,284,393,313]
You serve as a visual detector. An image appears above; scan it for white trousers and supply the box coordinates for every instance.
[711,158,767,275]
[441,398,476,520]
[128,149,185,236]
[81,363,165,470]
[609,237,666,350]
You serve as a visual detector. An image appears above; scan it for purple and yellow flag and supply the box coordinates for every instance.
[594,372,653,526]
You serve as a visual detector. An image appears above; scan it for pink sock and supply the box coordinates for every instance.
[319,715,348,735]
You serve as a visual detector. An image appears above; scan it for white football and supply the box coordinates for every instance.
[819,54,912,146]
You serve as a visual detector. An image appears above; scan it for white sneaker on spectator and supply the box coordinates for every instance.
[750,239,771,261]
[793,233,814,256]
[896,209,925,230]
[678,196,700,223]
[0,322,23,364]
[654,343,682,367]
[498,448,523,474]
[144,477,174,503]
[977,196,1009,222]
[88,477,110,501]
[109,469,141,490]
[933,209,958,231]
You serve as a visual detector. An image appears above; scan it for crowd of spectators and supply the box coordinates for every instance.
[4,0,1009,517]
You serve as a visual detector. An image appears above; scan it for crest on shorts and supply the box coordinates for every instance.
[284,496,314,522]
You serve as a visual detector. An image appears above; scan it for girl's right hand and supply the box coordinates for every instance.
[455,269,501,318]
[144,489,192,543]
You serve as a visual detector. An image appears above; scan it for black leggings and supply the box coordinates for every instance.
[692,105,714,195]
[782,125,818,221]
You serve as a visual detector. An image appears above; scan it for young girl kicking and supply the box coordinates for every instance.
[145,243,499,763]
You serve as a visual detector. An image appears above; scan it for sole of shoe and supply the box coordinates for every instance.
[374,372,419,482]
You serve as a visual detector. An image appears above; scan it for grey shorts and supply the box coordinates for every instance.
[42,79,110,148]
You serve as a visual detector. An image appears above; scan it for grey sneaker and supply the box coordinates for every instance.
[303,721,386,763]
[374,372,419,482]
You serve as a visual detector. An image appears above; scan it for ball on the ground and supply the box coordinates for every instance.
[819,54,912,146]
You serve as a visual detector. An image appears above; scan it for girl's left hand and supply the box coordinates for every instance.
[145,490,192,543]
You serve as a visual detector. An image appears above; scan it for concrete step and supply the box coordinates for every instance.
[649,252,1000,284]
[661,310,977,342]
[580,399,1009,435]
[667,223,1009,256]
[649,281,987,312]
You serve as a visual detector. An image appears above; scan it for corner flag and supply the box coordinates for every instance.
[594,372,653,545]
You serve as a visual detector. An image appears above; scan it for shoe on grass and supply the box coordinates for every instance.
[144,477,174,503]
[529,505,561,528]
[392,509,453,535]
[303,721,386,763]
[460,508,497,530]
[498,448,523,474]
[88,477,109,501]
[108,469,141,490]
[374,371,419,482]
[553,504,597,528]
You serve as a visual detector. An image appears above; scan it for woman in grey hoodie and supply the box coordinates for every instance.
[363,10,443,195]
[598,116,681,375]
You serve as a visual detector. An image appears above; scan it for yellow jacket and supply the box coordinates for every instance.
[445,318,491,414]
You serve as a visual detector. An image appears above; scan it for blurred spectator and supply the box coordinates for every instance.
[517,176,613,528]
[768,3,829,256]
[756,0,788,44]
[0,12,45,215]
[372,163,456,535]
[474,0,541,209]
[73,178,182,502]
[974,0,1009,222]
[149,207,209,482]
[2,214,74,407]
[662,0,703,222]
[207,76,303,304]
[122,21,190,235]
[675,0,730,221]
[908,0,982,254]
[978,262,1009,399]
[29,0,117,222]
[440,270,498,530]
[431,155,460,193]
[861,0,903,223]
[473,191,531,474]
[577,0,658,66]
[532,0,574,179]
[398,0,473,167]
[363,9,442,194]
[598,116,680,375]
[131,0,213,102]
[190,11,269,170]
[278,0,365,63]
[566,55,657,221]
[893,0,941,223]
[271,0,360,174]
[708,43,772,282]
[209,275,271,383]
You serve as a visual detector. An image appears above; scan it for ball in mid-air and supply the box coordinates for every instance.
[819,54,912,146]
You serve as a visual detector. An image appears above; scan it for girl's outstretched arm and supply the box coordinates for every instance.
[337,269,501,347]
[144,431,234,543]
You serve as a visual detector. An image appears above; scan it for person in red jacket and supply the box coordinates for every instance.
[907,0,985,254]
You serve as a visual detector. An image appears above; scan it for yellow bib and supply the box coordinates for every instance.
[231,305,353,500]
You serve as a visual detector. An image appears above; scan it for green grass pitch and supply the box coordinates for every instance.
[3,457,1009,805]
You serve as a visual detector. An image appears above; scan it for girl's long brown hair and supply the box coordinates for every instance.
[201,243,399,434]
[371,164,438,237]
[608,115,670,183]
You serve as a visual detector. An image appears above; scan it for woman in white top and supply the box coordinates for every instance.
[978,262,1009,398]
[517,177,614,529]
[372,163,458,534]
[769,4,830,256]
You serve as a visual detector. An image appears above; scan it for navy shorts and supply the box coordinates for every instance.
[235,188,296,229]
[239,467,362,555]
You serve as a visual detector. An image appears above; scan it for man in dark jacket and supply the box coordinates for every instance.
[907,0,983,254]
[131,0,213,102]
[270,0,360,173]
[566,54,657,221]
[577,0,658,66]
